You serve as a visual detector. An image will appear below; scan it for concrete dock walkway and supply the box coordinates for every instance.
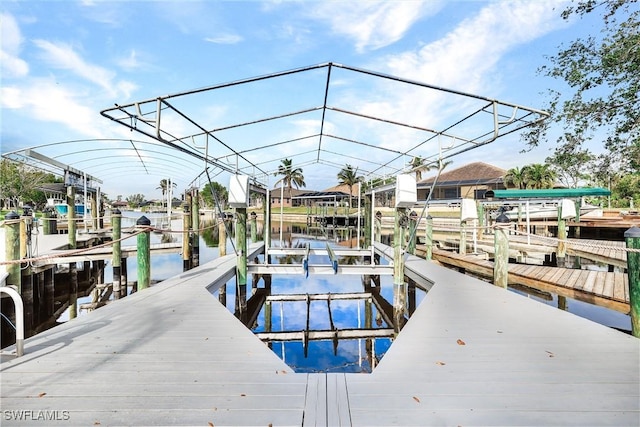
[1,244,638,426]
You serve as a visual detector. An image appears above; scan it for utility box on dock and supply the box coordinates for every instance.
[229,175,250,208]
[395,174,417,208]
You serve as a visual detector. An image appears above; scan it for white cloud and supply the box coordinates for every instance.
[382,0,565,94]
[33,39,137,99]
[308,1,444,52]
[205,34,243,45]
[1,78,105,138]
[0,13,29,77]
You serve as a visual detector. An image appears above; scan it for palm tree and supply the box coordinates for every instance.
[522,163,557,189]
[504,167,526,189]
[409,156,426,181]
[337,164,363,208]
[273,158,306,203]
[157,178,177,207]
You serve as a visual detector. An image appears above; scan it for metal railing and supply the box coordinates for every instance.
[0,273,25,357]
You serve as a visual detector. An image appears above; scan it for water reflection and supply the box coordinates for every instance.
[211,232,426,373]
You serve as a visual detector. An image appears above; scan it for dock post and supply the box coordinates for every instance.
[250,211,257,243]
[425,215,433,261]
[408,211,417,255]
[477,201,485,237]
[111,209,122,299]
[459,220,467,254]
[624,226,640,337]
[218,215,227,257]
[66,186,78,319]
[557,205,567,265]
[67,186,76,248]
[364,194,372,248]
[374,211,382,243]
[136,216,151,291]
[393,207,407,334]
[182,203,191,271]
[42,210,52,235]
[4,212,21,291]
[493,213,510,289]
[191,189,200,268]
[91,192,98,231]
[236,208,248,320]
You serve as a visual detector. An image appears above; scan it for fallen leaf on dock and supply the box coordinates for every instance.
[546,350,555,358]
[456,339,466,346]
[38,392,46,398]
[240,393,246,397]
[413,396,420,403]
[208,422,214,426]
[435,361,446,366]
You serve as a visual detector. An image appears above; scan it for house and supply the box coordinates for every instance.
[269,186,308,208]
[417,162,506,200]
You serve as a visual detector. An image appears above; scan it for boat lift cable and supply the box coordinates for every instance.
[129,140,149,175]
[204,167,237,256]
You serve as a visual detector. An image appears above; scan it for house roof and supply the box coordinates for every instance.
[321,183,362,196]
[418,162,506,187]
[269,187,308,198]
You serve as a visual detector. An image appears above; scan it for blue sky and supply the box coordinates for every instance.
[1,1,603,199]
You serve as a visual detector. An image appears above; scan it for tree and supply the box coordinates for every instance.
[202,181,228,210]
[126,193,145,208]
[0,159,51,209]
[612,173,640,208]
[156,179,177,206]
[524,0,640,176]
[545,135,595,188]
[504,166,527,189]
[337,164,363,208]
[522,163,557,189]
[273,158,306,201]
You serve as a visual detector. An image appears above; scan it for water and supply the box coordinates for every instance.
[57,214,631,372]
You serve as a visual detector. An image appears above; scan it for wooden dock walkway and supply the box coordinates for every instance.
[429,247,630,313]
[2,243,638,425]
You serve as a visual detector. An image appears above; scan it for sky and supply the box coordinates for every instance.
[0,0,606,199]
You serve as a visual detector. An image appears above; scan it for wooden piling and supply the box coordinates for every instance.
[393,208,407,334]
[425,215,433,261]
[91,192,98,231]
[136,216,151,291]
[182,203,191,272]
[219,216,227,256]
[459,219,467,255]
[67,186,76,248]
[250,211,257,243]
[364,195,372,248]
[557,205,567,263]
[111,209,122,299]
[375,211,382,243]
[236,209,248,319]
[408,211,417,255]
[624,226,640,337]
[191,189,200,268]
[493,213,510,289]
[4,212,21,291]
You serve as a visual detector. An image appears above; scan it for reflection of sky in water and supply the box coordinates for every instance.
[59,216,632,371]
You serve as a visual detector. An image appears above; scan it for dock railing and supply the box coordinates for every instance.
[0,272,25,357]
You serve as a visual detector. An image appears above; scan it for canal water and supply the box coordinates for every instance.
[60,212,631,372]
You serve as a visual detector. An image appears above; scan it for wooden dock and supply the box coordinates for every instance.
[2,243,638,425]
[429,248,630,313]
